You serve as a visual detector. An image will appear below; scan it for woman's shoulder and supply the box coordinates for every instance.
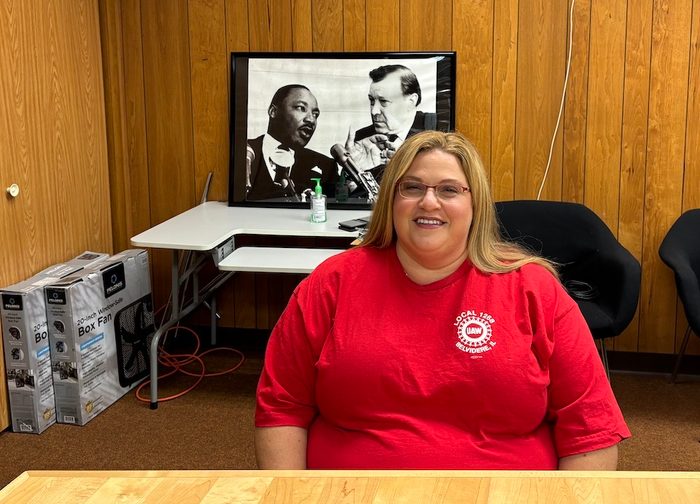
[315,245,387,271]
[301,246,388,286]
[490,261,564,297]
[512,262,578,312]
[294,246,390,303]
[516,261,559,282]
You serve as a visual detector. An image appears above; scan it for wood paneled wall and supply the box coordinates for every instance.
[100,0,700,355]
[1,0,112,430]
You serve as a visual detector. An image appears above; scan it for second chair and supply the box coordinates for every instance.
[658,208,700,382]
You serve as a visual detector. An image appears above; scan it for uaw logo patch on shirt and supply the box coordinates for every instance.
[454,310,496,357]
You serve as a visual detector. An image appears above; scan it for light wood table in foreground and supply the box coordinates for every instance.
[1,470,699,503]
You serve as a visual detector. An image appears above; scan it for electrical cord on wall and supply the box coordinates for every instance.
[536,0,576,200]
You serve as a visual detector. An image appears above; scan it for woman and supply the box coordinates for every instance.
[255,131,630,470]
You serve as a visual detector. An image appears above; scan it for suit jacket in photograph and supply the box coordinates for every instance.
[354,111,438,143]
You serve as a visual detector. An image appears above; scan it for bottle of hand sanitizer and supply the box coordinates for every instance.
[310,178,327,223]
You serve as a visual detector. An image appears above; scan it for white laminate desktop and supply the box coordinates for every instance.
[130,201,368,251]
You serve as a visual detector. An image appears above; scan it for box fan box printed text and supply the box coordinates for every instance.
[44,249,154,426]
[1,252,109,433]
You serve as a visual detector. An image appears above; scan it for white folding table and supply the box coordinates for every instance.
[131,201,368,408]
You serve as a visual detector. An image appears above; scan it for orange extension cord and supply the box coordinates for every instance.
[135,323,246,404]
[136,247,247,404]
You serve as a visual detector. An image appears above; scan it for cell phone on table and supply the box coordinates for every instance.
[338,217,370,231]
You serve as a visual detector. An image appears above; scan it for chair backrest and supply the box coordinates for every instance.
[658,209,700,334]
[495,200,641,339]
[495,200,621,272]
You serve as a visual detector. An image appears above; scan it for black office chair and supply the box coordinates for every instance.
[658,209,700,383]
[495,200,642,376]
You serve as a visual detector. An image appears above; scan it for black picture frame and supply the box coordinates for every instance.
[228,51,456,209]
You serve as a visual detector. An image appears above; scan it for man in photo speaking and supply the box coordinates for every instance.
[334,64,437,191]
[246,84,337,201]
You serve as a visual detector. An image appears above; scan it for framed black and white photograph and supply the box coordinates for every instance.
[228,51,456,209]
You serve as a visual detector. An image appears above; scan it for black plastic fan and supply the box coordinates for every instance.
[114,295,155,387]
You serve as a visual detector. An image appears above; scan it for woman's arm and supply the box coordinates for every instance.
[255,426,308,469]
[558,444,619,470]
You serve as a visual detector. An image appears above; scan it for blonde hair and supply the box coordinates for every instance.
[361,130,558,277]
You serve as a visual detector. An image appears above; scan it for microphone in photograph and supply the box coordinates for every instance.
[245,144,255,191]
[330,144,380,202]
[283,176,300,201]
[330,144,361,183]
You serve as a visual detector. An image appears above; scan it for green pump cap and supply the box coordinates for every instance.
[311,178,322,196]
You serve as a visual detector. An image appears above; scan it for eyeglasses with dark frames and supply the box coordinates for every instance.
[396,180,471,200]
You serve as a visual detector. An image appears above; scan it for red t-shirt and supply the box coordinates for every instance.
[256,246,631,469]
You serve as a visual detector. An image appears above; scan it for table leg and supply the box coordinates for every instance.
[148,250,182,409]
[210,295,217,346]
[149,324,165,409]
[148,249,233,409]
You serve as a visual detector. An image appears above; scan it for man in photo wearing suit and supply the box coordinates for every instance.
[246,84,337,201]
[342,65,437,182]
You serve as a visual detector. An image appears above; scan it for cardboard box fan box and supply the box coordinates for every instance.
[1,251,109,433]
[45,249,155,426]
